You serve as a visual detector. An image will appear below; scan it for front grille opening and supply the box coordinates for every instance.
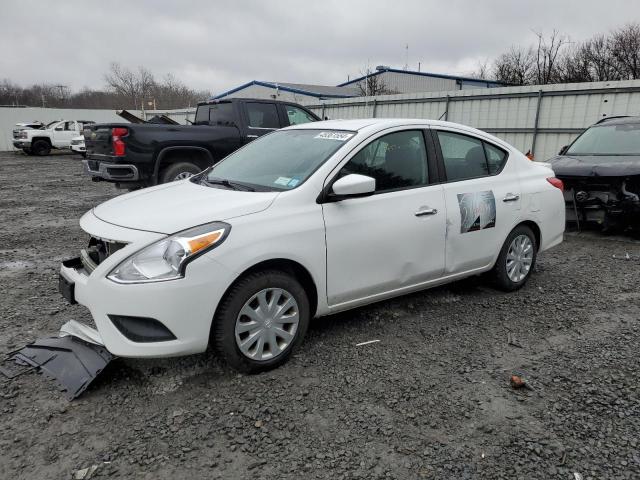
[81,236,127,273]
[108,315,177,343]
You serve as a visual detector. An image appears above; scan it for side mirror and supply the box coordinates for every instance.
[559,145,569,155]
[331,174,375,197]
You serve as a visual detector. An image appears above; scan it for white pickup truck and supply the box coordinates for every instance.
[13,119,95,155]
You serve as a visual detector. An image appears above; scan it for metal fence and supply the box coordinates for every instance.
[302,79,640,161]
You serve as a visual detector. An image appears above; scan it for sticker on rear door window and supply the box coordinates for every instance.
[457,191,496,233]
[314,132,354,141]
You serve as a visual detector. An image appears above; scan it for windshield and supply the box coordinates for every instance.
[204,129,354,191]
[46,121,59,128]
[567,123,640,155]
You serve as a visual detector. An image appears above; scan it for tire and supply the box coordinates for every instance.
[212,270,310,374]
[22,148,32,155]
[159,162,201,183]
[492,224,537,292]
[31,139,51,156]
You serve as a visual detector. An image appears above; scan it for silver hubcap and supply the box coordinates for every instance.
[174,172,194,180]
[235,288,300,361]
[506,234,533,283]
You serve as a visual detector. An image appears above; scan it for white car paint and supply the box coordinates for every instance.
[70,135,86,154]
[59,118,565,359]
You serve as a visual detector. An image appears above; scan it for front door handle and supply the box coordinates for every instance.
[247,134,258,138]
[503,193,520,202]
[415,207,438,217]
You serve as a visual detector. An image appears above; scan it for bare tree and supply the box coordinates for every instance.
[533,30,569,84]
[105,62,157,110]
[610,23,640,79]
[355,69,397,96]
[493,46,535,85]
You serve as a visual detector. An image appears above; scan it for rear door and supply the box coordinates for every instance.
[243,102,283,143]
[431,128,521,274]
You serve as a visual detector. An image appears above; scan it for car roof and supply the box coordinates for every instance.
[286,117,491,138]
[593,115,640,126]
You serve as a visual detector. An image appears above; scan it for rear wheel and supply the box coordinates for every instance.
[492,225,537,291]
[31,139,51,156]
[159,162,201,183]
[212,270,310,373]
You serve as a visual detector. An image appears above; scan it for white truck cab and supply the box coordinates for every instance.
[13,120,95,155]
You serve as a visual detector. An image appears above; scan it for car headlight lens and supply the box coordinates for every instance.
[107,222,230,283]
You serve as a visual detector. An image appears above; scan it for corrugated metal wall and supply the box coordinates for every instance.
[213,84,320,103]
[303,79,640,161]
[379,71,458,94]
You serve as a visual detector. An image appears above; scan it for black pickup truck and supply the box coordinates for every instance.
[83,98,320,188]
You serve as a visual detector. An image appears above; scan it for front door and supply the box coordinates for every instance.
[323,128,446,306]
[52,121,77,147]
[432,128,522,274]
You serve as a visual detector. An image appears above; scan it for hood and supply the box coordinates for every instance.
[549,154,640,177]
[93,180,279,234]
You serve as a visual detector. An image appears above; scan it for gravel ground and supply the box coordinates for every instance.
[0,151,639,480]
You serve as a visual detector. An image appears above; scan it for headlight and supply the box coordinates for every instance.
[107,222,230,283]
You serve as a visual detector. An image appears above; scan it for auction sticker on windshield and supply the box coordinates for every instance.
[315,132,354,141]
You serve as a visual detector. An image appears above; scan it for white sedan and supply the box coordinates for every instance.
[59,119,565,373]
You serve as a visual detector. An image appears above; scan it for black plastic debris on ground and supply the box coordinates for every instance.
[1,336,114,400]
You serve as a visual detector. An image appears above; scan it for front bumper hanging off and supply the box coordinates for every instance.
[1,320,114,400]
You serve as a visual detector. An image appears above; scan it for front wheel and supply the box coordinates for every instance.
[159,162,201,183]
[492,225,537,291]
[212,270,310,373]
[31,139,51,156]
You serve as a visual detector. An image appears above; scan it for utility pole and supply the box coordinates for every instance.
[404,44,409,70]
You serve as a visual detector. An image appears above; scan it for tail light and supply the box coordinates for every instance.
[547,177,564,192]
[111,127,129,157]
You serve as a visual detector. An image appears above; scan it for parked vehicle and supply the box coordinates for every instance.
[82,98,320,188]
[70,135,86,157]
[59,118,565,373]
[549,116,640,230]
[13,120,95,156]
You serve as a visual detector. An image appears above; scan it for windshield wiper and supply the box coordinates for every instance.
[203,177,255,191]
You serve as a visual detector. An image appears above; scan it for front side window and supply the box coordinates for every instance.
[65,121,77,131]
[339,130,429,192]
[567,123,640,155]
[437,131,490,181]
[246,102,280,129]
[205,129,353,191]
[286,105,317,125]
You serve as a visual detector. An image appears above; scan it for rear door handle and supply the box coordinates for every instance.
[503,193,520,202]
[415,207,438,217]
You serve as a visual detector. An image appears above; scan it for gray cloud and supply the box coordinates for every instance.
[2,0,639,94]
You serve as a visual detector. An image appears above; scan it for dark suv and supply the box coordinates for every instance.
[549,116,640,230]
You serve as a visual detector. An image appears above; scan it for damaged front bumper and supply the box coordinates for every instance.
[561,177,640,228]
[2,320,114,400]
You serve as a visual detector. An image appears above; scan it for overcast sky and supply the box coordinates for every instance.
[2,0,639,95]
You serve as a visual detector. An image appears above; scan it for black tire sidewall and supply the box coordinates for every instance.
[493,225,537,291]
[32,140,50,156]
[159,162,201,183]
[213,270,310,374]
